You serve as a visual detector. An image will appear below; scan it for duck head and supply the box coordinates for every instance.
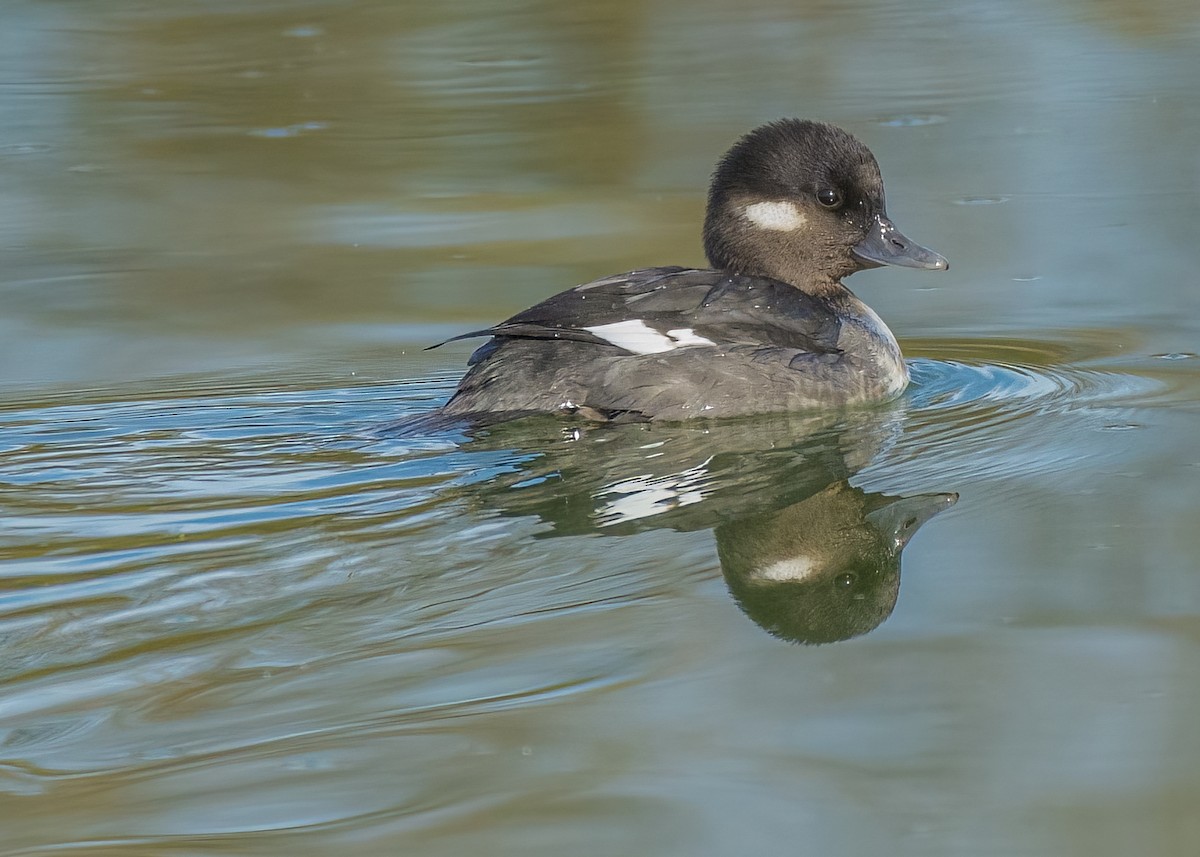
[702,119,948,293]
[717,483,958,644]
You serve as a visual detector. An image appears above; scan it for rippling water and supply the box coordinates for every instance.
[4,333,1196,852]
[3,0,1200,854]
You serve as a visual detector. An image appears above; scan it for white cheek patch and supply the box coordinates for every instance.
[743,200,807,231]
[584,320,716,354]
[752,555,820,583]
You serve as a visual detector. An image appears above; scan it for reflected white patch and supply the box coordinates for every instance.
[744,201,807,231]
[585,320,715,354]
[753,555,820,582]
[595,457,714,526]
[596,483,705,525]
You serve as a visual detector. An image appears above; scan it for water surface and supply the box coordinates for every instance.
[2,1,1200,855]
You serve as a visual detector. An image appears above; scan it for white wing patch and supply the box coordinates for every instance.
[743,200,807,231]
[666,328,716,347]
[584,320,716,354]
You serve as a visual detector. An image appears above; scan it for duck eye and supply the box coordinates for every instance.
[817,188,843,209]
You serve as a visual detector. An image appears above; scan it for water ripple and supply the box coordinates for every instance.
[0,332,1190,849]
[868,342,1171,491]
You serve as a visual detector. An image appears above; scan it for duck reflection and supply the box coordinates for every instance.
[717,483,955,644]
[433,411,956,644]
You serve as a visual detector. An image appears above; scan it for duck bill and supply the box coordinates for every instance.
[852,213,949,271]
[865,492,959,549]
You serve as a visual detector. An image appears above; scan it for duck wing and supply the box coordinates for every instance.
[431,266,843,358]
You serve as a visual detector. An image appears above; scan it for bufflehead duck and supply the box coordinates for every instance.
[434,119,948,422]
